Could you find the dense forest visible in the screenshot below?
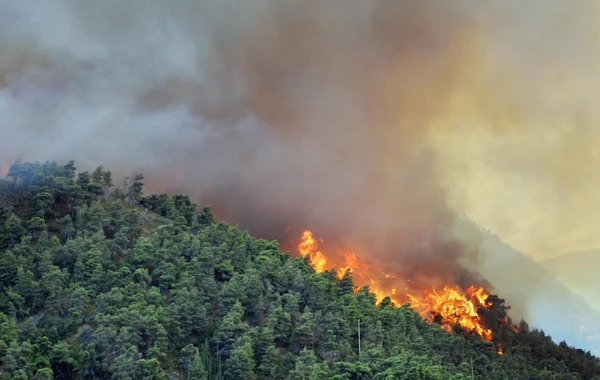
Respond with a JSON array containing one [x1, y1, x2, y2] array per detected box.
[[0, 160, 598, 379]]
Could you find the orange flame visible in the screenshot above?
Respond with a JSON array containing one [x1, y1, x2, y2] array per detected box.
[[298, 230, 327, 273], [406, 285, 493, 341], [296, 229, 496, 341]]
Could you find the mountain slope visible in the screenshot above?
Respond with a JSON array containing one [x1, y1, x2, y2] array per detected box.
[[0, 160, 599, 379], [455, 218, 600, 356], [539, 250, 600, 313]]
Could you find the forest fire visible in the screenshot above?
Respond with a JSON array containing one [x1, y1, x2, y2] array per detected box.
[[296, 230, 494, 341], [298, 230, 328, 273], [407, 285, 493, 341]]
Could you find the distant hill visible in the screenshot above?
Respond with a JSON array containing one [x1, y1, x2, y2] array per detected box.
[[455, 217, 600, 356], [539, 250, 600, 313]]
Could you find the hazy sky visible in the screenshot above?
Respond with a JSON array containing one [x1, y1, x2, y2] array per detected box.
[[429, 0, 600, 260]]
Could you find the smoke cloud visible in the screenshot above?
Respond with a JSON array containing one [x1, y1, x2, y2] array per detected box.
[[1, 0, 600, 320]]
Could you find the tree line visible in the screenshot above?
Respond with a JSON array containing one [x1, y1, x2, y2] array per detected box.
[[0, 160, 598, 379]]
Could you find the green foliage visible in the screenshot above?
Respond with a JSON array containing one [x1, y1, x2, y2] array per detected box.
[[0, 160, 599, 379], [2, 214, 24, 248]]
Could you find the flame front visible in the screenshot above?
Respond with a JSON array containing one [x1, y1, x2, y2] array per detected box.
[[406, 285, 493, 341], [298, 230, 327, 273], [295, 229, 495, 341]]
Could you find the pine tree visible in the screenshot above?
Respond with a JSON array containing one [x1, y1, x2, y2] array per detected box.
[[224, 336, 255, 380], [126, 174, 144, 206], [215, 302, 249, 359], [3, 213, 24, 248]]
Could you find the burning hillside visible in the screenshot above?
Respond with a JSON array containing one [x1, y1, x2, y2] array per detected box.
[[295, 229, 497, 342], [3, 1, 600, 358]]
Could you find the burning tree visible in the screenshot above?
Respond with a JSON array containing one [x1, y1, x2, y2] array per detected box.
[[292, 229, 519, 348]]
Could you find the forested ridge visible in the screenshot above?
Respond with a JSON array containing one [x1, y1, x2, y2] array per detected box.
[[0, 160, 598, 380]]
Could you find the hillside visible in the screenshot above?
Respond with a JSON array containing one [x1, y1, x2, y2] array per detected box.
[[0, 160, 599, 379], [539, 250, 600, 313], [454, 219, 600, 356]]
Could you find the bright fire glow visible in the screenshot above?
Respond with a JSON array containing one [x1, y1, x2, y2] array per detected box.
[[295, 229, 496, 341], [298, 230, 328, 273], [407, 285, 492, 341]]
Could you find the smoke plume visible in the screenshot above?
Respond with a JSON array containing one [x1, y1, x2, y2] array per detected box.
[[2, 0, 600, 318]]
